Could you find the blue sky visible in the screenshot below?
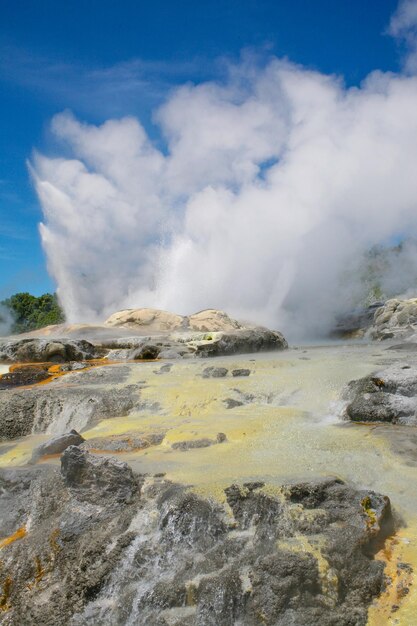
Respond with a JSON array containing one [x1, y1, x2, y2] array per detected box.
[[0, 0, 403, 297]]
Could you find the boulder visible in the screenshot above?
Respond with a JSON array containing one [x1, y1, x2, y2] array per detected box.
[[30, 430, 85, 463], [196, 328, 288, 357], [232, 368, 251, 377], [201, 366, 228, 378], [343, 364, 417, 424]]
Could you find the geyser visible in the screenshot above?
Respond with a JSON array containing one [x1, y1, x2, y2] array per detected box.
[[31, 1, 417, 338]]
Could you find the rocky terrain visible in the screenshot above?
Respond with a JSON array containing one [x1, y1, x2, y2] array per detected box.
[[369, 299, 417, 341], [0, 309, 287, 363], [332, 297, 417, 342], [1, 308, 417, 624], [0, 447, 396, 626]]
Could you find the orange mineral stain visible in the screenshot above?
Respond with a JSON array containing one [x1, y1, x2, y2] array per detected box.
[[0, 526, 27, 550]]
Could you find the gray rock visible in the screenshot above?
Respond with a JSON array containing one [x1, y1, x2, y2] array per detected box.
[[369, 298, 417, 341], [80, 432, 164, 452], [133, 344, 161, 360], [61, 446, 137, 504], [196, 328, 288, 357], [31, 430, 85, 463], [343, 364, 417, 424], [223, 398, 244, 409], [0, 465, 398, 626], [0, 338, 101, 364], [171, 433, 227, 451], [0, 379, 141, 440], [232, 368, 250, 377], [201, 366, 228, 378]]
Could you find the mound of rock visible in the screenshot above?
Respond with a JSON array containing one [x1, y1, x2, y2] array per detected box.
[[343, 363, 417, 424], [104, 307, 244, 334], [188, 309, 243, 332], [369, 298, 417, 341], [105, 308, 186, 332], [0, 338, 100, 364], [0, 450, 398, 626]]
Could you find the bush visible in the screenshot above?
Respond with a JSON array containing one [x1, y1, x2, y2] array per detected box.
[[1, 292, 65, 334]]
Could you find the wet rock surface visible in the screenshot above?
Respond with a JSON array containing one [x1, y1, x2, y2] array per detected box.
[[0, 365, 51, 389], [0, 339, 101, 364], [0, 366, 142, 440], [343, 363, 417, 424], [80, 432, 165, 452], [0, 453, 398, 626], [171, 433, 227, 451]]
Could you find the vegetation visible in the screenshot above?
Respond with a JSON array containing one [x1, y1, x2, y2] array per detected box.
[[0, 292, 65, 334]]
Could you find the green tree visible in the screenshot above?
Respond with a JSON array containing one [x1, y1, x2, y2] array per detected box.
[[1, 292, 65, 334]]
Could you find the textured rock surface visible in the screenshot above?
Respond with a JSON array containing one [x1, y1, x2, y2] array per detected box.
[[343, 363, 417, 424], [103, 327, 288, 361], [188, 309, 243, 332], [0, 453, 396, 626], [195, 328, 288, 357], [369, 298, 417, 341], [61, 446, 137, 504], [0, 365, 51, 389], [0, 365, 141, 440], [1, 310, 287, 361], [0, 338, 100, 364], [105, 308, 186, 332], [201, 366, 228, 378], [104, 308, 244, 333], [80, 432, 164, 452], [30, 430, 85, 463]]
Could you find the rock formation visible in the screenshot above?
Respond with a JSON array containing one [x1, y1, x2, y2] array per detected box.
[[343, 360, 417, 424], [0, 449, 397, 626], [369, 298, 417, 341]]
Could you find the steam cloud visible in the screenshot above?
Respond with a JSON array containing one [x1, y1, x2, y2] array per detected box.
[[32, 1, 417, 338]]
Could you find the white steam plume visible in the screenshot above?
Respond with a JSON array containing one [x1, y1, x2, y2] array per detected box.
[[32, 2, 417, 338]]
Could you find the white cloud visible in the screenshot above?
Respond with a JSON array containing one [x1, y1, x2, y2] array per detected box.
[[31, 8, 417, 338], [389, 0, 417, 73]]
